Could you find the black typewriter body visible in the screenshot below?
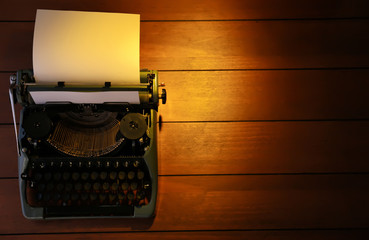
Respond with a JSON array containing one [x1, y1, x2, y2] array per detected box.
[[10, 69, 166, 219]]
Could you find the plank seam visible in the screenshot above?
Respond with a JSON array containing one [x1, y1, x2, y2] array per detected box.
[[1, 228, 369, 236], [1, 17, 369, 23]]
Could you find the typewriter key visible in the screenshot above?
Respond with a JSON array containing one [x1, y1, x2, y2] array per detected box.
[[74, 182, 82, 191], [52, 193, 61, 201], [44, 172, 52, 181], [84, 182, 92, 191], [71, 193, 79, 201], [109, 171, 117, 180], [127, 192, 135, 201], [37, 183, 45, 192], [81, 172, 89, 181], [43, 193, 51, 201], [34, 173, 42, 181], [46, 183, 54, 191], [118, 192, 125, 200], [62, 172, 70, 181], [111, 182, 119, 191], [91, 171, 99, 180], [53, 172, 62, 181], [118, 171, 126, 180], [62, 193, 70, 202], [72, 172, 80, 181], [137, 171, 145, 180], [109, 193, 116, 201], [130, 182, 138, 191], [93, 182, 101, 191], [128, 171, 135, 180], [56, 183, 64, 192], [136, 191, 145, 200], [65, 183, 73, 192], [99, 193, 107, 201], [81, 193, 88, 201], [102, 182, 110, 191], [90, 193, 97, 201], [100, 171, 107, 180], [121, 182, 129, 191]]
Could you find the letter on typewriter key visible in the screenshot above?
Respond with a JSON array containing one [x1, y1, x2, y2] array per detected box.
[[118, 171, 126, 180]]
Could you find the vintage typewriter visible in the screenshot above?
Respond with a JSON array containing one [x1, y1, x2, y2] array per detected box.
[[9, 69, 166, 219]]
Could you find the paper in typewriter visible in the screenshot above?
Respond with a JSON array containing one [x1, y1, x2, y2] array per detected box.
[[32, 10, 140, 104]]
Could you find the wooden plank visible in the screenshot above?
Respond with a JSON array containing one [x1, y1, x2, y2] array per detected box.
[[0, 175, 368, 234], [0, 0, 368, 21], [1, 230, 369, 240], [2, 70, 369, 124], [1, 21, 369, 72], [2, 121, 369, 178]]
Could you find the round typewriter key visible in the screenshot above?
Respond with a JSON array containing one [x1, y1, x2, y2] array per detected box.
[[62, 172, 70, 181], [99, 193, 107, 201], [65, 183, 73, 192], [62, 193, 70, 202], [44, 172, 52, 181], [74, 182, 82, 191], [127, 192, 135, 201], [37, 183, 45, 192], [71, 193, 79, 201], [100, 171, 107, 180], [43, 193, 50, 201], [81, 193, 88, 201], [136, 191, 145, 200], [91, 171, 98, 180], [34, 173, 42, 181], [109, 171, 117, 180], [128, 171, 135, 180], [93, 182, 101, 191], [84, 182, 92, 191], [72, 172, 80, 181], [53, 172, 61, 181], [111, 182, 119, 191], [118, 193, 125, 200], [36, 193, 43, 201], [102, 182, 110, 191], [81, 172, 89, 181], [56, 183, 64, 192], [109, 194, 116, 202], [137, 171, 145, 180], [52, 193, 61, 201], [46, 183, 54, 191], [118, 171, 126, 180], [130, 182, 138, 191], [90, 193, 97, 201], [121, 182, 129, 191]]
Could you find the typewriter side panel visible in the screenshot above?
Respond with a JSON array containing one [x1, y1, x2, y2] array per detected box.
[[18, 108, 44, 219], [135, 109, 158, 217]]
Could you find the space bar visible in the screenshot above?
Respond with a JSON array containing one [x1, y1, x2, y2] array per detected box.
[[44, 205, 134, 217]]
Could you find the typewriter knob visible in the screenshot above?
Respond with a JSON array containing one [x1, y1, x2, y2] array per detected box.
[[159, 89, 167, 104]]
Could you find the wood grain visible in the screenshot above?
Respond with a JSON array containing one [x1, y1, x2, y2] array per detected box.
[[1, 20, 369, 72], [2, 70, 369, 123], [0, 0, 368, 21], [2, 121, 369, 178], [1, 230, 369, 240], [1, 175, 369, 234]]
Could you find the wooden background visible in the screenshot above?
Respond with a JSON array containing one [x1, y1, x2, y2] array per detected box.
[[0, 0, 369, 239]]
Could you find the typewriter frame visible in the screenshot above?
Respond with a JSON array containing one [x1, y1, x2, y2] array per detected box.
[[10, 69, 165, 219]]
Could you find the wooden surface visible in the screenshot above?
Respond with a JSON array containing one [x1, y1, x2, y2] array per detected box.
[[1, 1, 369, 239]]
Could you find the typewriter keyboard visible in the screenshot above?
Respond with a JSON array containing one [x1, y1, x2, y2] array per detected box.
[[23, 158, 152, 216]]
